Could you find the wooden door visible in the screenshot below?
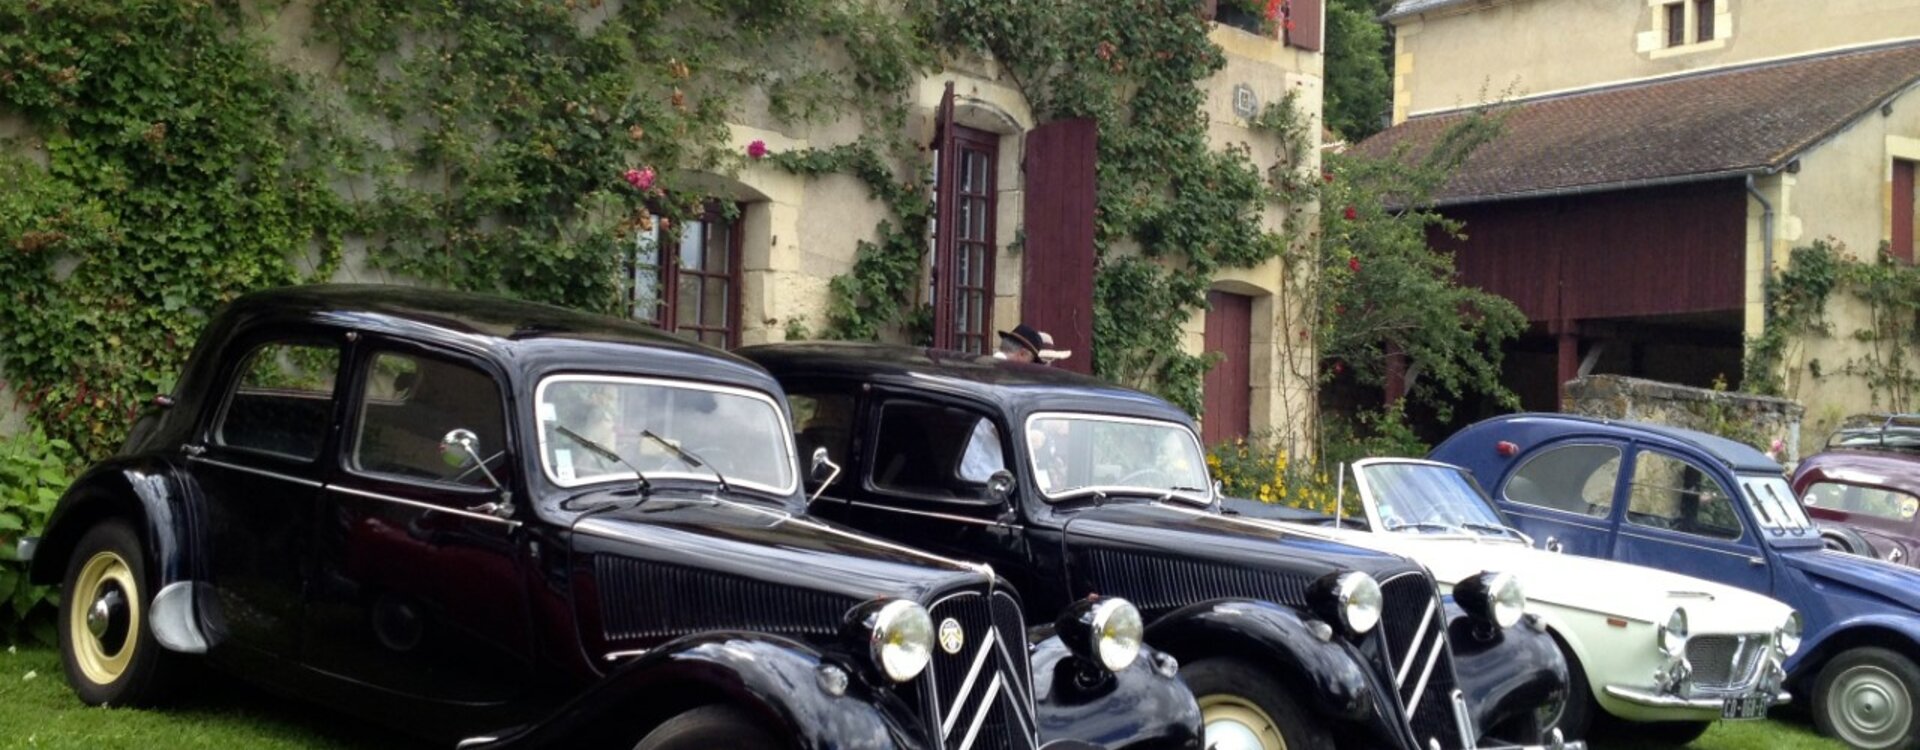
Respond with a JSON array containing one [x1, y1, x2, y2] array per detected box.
[[1020, 118, 1098, 373], [1202, 291, 1253, 445]]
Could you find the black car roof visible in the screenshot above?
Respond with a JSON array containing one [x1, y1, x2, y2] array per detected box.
[[740, 341, 1196, 425], [225, 284, 776, 391]]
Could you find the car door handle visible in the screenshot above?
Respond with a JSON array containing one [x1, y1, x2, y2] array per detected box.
[[182, 443, 207, 457], [1747, 556, 1767, 567], [1544, 536, 1563, 554]]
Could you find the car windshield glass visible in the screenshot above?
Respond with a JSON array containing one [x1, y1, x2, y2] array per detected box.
[[1358, 462, 1519, 538], [536, 375, 795, 494], [1026, 413, 1210, 504], [1740, 474, 1814, 536]]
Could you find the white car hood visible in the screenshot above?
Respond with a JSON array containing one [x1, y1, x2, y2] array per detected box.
[[1297, 524, 1792, 633]]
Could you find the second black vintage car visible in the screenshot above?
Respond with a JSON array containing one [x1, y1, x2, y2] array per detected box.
[[745, 342, 1579, 750], [21, 286, 1200, 750]]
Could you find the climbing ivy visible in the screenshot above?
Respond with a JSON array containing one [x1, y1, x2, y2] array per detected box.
[[1746, 239, 1920, 411]]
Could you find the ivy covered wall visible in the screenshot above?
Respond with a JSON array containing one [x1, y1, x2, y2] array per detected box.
[[0, 0, 1322, 460]]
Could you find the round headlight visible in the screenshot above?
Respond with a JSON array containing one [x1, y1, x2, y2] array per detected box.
[[1334, 572, 1384, 635], [1659, 607, 1689, 657], [1455, 571, 1527, 629], [1777, 611, 1802, 658], [1090, 598, 1144, 672], [870, 599, 933, 683]]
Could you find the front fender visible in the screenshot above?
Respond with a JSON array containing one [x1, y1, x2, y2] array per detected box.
[[1447, 604, 1569, 740], [29, 457, 196, 586], [1793, 612, 1920, 679], [1144, 598, 1409, 746], [468, 632, 926, 750], [1030, 636, 1202, 750]]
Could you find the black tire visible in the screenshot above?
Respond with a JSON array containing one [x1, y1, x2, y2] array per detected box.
[[1628, 720, 1712, 746], [1181, 657, 1335, 750], [633, 704, 783, 750], [1814, 647, 1920, 750], [1823, 525, 1877, 558], [1542, 637, 1596, 742], [57, 518, 175, 707]]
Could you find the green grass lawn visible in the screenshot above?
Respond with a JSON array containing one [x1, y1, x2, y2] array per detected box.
[[0, 644, 1849, 749]]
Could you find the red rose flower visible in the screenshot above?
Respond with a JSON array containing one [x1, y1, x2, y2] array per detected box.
[[747, 140, 768, 160], [624, 166, 656, 190], [1322, 171, 1334, 183], [1343, 206, 1358, 221], [1349, 257, 1361, 273]]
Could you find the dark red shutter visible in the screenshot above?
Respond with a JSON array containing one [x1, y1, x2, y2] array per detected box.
[[1286, 0, 1322, 52], [1021, 118, 1098, 374], [1202, 291, 1253, 445], [931, 81, 960, 349], [1896, 159, 1916, 264]]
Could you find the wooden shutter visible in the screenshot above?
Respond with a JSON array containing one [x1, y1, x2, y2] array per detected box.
[[1202, 291, 1254, 445], [931, 81, 960, 349], [1021, 118, 1098, 374], [1897, 159, 1917, 264], [1286, 0, 1323, 52]]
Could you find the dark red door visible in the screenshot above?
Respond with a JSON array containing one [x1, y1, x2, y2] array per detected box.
[[1202, 291, 1253, 445], [1020, 118, 1098, 373]]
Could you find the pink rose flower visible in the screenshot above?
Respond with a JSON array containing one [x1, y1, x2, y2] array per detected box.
[[623, 166, 656, 191], [746, 140, 768, 160]]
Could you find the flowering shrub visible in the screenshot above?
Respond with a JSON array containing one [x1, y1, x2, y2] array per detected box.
[[1207, 407, 1428, 518], [0, 428, 73, 645]]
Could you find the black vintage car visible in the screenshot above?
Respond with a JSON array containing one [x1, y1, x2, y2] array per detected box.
[[744, 342, 1579, 750], [21, 286, 1201, 750]]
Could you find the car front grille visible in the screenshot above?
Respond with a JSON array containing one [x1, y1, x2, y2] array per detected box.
[[1083, 547, 1311, 615], [1686, 634, 1769, 690], [594, 555, 854, 640], [916, 588, 1037, 750], [1379, 572, 1466, 750]]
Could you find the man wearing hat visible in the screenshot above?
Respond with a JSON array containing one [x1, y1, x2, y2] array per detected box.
[[995, 324, 1044, 363]]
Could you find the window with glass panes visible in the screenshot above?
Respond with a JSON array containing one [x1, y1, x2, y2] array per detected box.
[[629, 206, 742, 348], [934, 127, 999, 354]]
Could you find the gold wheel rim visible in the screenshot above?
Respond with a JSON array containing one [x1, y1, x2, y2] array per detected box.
[[1200, 693, 1287, 750], [69, 550, 139, 685]]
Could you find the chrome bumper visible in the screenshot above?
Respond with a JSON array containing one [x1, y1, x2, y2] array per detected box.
[[1604, 684, 1791, 709]]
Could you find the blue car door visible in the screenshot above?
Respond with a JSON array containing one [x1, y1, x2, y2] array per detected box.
[[1490, 440, 1627, 558], [1609, 445, 1774, 594]]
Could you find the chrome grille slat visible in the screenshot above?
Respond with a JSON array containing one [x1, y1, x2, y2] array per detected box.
[[922, 590, 1036, 750], [594, 556, 853, 640], [1380, 574, 1466, 750], [1686, 634, 1768, 689], [1084, 548, 1310, 615]]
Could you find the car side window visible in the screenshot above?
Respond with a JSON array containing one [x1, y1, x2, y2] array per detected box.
[[1627, 451, 1742, 541], [217, 341, 341, 461], [869, 400, 1005, 504], [790, 392, 857, 470], [1804, 481, 1920, 522], [1503, 444, 1620, 519], [350, 350, 510, 489]]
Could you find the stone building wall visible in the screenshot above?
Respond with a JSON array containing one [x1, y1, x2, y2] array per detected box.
[[1563, 374, 1806, 463]]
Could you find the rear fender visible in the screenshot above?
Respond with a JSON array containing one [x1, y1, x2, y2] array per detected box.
[[28, 458, 196, 587], [1790, 614, 1920, 686], [464, 632, 925, 750]]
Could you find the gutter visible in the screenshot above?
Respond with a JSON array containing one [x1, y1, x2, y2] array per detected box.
[[1746, 175, 1775, 308]]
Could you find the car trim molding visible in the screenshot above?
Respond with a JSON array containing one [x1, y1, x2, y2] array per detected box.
[[326, 484, 524, 529], [832, 498, 1023, 530], [188, 457, 323, 488]]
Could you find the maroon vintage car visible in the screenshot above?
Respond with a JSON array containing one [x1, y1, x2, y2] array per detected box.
[[1790, 417, 1920, 566]]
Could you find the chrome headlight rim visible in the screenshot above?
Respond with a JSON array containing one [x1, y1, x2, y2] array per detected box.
[[869, 599, 934, 683], [1776, 611, 1802, 658], [1332, 571, 1384, 636], [1090, 597, 1145, 672], [1659, 607, 1689, 657], [1457, 571, 1527, 629]]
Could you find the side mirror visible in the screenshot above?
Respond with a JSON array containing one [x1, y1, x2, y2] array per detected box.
[[986, 470, 1015, 502], [808, 447, 842, 505]]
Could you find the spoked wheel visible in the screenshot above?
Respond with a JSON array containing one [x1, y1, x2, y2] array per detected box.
[[58, 519, 173, 706], [1183, 658, 1333, 750], [1816, 647, 1920, 750]]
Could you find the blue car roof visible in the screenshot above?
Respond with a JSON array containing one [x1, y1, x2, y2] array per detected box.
[[1452, 413, 1785, 474]]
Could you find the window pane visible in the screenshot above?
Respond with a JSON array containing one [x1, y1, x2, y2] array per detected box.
[[958, 199, 972, 242], [219, 342, 340, 460], [1695, 0, 1714, 41], [679, 222, 705, 271], [632, 227, 664, 324], [676, 273, 700, 330], [971, 196, 988, 240], [1504, 444, 1620, 518], [1804, 481, 1920, 522], [1627, 452, 1741, 540], [968, 290, 985, 334], [970, 245, 987, 286], [702, 330, 724, 347], [353, 351, 509, 489], [872, 401, 1006, 503], [705, 221, 730, 273], [1666, 3, 1685, 46], [702, 276, 729, 328]]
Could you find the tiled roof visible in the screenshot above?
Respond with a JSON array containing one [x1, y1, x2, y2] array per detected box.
[[1353, 41, 1920, 206]]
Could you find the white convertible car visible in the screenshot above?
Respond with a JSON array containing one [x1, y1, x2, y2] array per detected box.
[[1225, 458, 1800, 745]]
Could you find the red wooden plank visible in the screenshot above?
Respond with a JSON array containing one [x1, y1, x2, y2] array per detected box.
[[1020, 118, 1098, 374], [1896, 160, 1916, 264], [1202, 291, 1253, 445]]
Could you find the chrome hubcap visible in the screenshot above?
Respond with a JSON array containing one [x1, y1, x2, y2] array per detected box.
[[87, 588, 125, 640], [1200, 695, 1285, 750], [1831, 665, 1913, 748]]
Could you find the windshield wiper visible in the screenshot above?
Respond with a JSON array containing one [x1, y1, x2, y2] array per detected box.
[[1155, 486, 1212, 505], [555, 425, 652, 500], [641, 430, 732, 494], [1460, 521, 1522, 538], [1385, 521, 1462, 534]]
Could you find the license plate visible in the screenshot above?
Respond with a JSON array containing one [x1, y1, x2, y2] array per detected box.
[[1722, 694, 1770, 720]]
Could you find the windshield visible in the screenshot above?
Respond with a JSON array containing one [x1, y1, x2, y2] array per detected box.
[[1025, 413, 1210, 503], [1358, 461, 1522, 539], [535, 375, 796, 494], [1740, 474, 1815, 537]]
